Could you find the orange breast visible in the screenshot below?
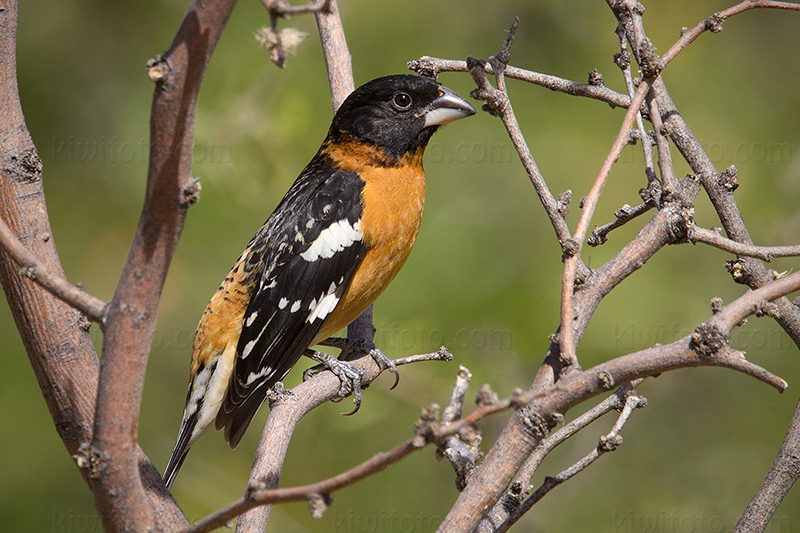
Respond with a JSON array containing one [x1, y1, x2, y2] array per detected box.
[[313, 142, 426, 343]]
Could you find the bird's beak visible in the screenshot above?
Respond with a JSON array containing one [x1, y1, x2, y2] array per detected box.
[[423, 85, 477, 127]]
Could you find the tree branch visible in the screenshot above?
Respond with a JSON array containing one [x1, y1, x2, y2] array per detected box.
[[88, 1, 237, 529], [495, 388, 647, 532], [690, 225, 800, 261], [0, 215, 106, 322], [192, 349, 452, 532], [408, 56, 631, 109], [735, 396, 800, 532], [236, 1, 360, 530]]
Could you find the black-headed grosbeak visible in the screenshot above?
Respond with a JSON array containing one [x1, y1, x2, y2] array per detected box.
[[163, 74, 475, 488]]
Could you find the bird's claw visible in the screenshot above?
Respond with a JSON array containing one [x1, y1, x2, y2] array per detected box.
[[305, 351, 364, 414], [320, 337, 400, 389]]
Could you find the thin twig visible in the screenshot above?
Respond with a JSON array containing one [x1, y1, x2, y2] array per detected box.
[[497, 391, 646, 532], [438, 366, 481, 491], [616, 30, 658, 195], [190, 350, 451, 532], [185, 438, 423, 533], [647, 97, 679, 194], [260, 0, 331, 16], [409, 56, 631, 109], [560, 77, 653, 362], [587, 202, 653, 247], [734, 396, 800, 532], [690, 226, 800, 261], [0, 215, 106, 322], [467, 58, 573, 249], [477, 380, 645, 531]]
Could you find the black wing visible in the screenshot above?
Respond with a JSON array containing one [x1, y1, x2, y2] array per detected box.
[[216, 159, 368, 448]]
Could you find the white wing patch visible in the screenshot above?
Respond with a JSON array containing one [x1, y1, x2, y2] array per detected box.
[[245, 365, 272, 386], [306, 281, 340, 323], [300, 218, 362, 262]]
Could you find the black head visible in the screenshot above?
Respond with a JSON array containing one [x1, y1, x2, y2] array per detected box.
[[329, 74, 475, 161]]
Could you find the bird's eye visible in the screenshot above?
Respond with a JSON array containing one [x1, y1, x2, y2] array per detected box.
[[392, 92, 412, 110]]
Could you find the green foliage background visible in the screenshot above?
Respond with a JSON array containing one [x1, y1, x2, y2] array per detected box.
[[3, 0, 800, 531]]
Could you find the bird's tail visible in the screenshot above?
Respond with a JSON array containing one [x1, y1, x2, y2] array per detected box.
[[163, 409, 199, 489]]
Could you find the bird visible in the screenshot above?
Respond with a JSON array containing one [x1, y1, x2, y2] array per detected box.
[[163, 74, 475, 488]]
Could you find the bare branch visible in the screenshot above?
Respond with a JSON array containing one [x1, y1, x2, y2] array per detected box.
[[466, 57, 573, 250], [690, 226, 800, 261], [587, 202, 652, 247], [237, 2, 356, 530], [496, 389, 647, 532], [409, 56, 631, 108], [735, 396, 800, 532], [89, 0, 237, 529], [194, 351, 452, 532], [0, 215, 106, 322], [438, 366, 481, 491], [615, 31, 658, 197], [647, 97, 679, 194], [559, 77, 652, 362], [439, 266, 796, 531], [185, 438, 424, 533], [478, 380, 645, 531]]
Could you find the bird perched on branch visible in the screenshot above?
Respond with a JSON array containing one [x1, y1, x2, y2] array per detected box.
[[163, 74, 475, 488]]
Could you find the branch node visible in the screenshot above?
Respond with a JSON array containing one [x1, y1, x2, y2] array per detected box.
[[717, 165, 739, 191], [307, 493, 333, 519], [557, 190, 572, 217], [599, 433, 623, 452], [146, 55, 169, 85], [726, 259, 753, 285], [72, 442, 107, 480], [690, 323, 730, 357], [265, 381, 294, 409], [613, 50, 632, 70], [476, 383, 500, 407], [561, 238, 580, 258], [639, 178, 663, 208], [517, 405, 550, 440], [181, 178, 202, 208], [665, 205, 694, 244], [637, 39, 661, 78], [710, 297, 725, 314], [245, 478, 268, 500], [598, 370, 615, 391], [407, 56, 439, 80], [706, 12, 725, 33], [587, 68, 605, 86], [414, 404, 441, 446]]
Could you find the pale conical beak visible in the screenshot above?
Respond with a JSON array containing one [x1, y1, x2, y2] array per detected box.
[[423, 85, 477, 127]]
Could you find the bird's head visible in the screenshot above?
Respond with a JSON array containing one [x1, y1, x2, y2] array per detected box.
[[329, 74, 476, 162]]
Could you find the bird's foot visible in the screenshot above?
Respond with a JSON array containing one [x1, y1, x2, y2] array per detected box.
[[320, 337, 400, 389], [304, 350, 364, 414], [303, 338, 399, 414]]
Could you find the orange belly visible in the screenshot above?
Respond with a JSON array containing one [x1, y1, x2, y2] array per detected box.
[[313, 143, 426, 343]]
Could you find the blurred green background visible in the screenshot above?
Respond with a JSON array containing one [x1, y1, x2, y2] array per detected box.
[[3, 0, 800, 531]]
